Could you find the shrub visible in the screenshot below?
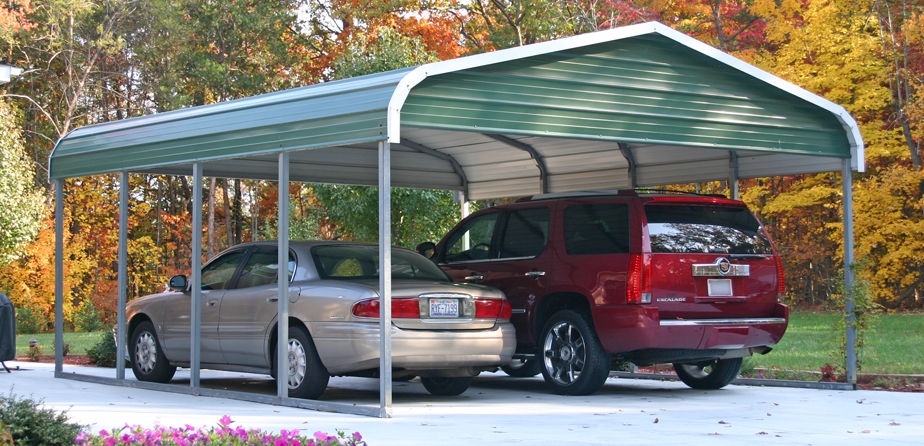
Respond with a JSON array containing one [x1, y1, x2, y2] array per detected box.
[[75, 416, 366, 446], [26, 342, 42, 362], [14, 306, 45, 334], [85, 330, 117, 367], [0, 391, 85, 446], [73, 300, 105, 333], [0, 420, 12, 446]]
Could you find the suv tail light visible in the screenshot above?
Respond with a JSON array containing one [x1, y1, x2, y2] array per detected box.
[[474, 299, 513, 319], [351, 298, 421, 319], [627, 253, 652, 304], [775, 254, 786, 300]]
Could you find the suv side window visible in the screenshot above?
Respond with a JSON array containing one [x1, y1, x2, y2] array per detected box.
[[498, 207, 550, 259], [444, 212, 499, 262], [563, 203, 630, 255]]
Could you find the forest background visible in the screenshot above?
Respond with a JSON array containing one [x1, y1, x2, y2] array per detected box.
[[1, 0, 923, 333]]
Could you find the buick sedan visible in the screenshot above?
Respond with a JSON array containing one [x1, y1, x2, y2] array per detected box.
[[125, 241, 516, 399]]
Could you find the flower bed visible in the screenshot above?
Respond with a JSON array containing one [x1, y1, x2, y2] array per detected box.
[[75, 415, 366, 446]]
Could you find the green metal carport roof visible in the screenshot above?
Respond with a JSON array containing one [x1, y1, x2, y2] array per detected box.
[[49, 21, 863, 199]]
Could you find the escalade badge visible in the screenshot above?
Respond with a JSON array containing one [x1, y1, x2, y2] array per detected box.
[[657, 297, 687, 302]]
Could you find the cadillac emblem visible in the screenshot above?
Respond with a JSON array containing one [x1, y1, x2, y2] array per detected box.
[[717, 258, 731, 275]]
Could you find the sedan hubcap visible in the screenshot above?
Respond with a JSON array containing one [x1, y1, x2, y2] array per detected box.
[[543, 322, 586, 386], [134, 332, 157, 374], [287, 337, 307, 389]]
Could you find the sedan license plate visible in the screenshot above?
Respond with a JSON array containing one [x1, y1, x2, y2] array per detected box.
[[707, 279, 733, 297], [429, 298, 459, 318]]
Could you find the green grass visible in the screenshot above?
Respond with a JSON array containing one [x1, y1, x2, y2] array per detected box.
[[746, 311, 924, 375], [14, 331, 105, 357]]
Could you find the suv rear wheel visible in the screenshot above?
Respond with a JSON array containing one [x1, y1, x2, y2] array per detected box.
[[672, 357, 742, 390], [539, 310, 610, 395]]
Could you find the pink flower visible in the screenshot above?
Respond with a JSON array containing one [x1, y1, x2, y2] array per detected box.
[[219, 415, 234, 426]]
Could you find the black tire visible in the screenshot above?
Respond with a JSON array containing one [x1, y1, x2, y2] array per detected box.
[[275, 326, 330, 399], [501, 358, 541, 377], [130, 320, 176, 383], [420, 376, 473, 396], [672, 357, 743, 390], [539, 310, 610, 396]]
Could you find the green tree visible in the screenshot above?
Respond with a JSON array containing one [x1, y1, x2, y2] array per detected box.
[[0, 101, 44, 267], [308, 27, 460, 248]]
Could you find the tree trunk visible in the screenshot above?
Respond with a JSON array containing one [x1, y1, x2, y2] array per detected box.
[[233, 179, 243, 244], [222, 179, 233, 248], [207, 177, 216, 259]]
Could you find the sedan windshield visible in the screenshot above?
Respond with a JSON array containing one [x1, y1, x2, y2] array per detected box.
[[312, 245, 451, 281]]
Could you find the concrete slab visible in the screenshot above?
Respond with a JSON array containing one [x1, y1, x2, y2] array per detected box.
[[1, 361, 921, 445]]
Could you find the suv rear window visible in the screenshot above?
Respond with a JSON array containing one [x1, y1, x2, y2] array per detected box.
[[563, 204, 630, 255], [645, 204, 772, 254]]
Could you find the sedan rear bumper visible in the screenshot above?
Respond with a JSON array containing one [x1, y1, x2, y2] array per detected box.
[[311, 321, 517, 375]]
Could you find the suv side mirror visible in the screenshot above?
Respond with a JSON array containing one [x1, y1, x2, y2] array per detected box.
[[415, 242, 437, 260], [168, 275, 188, 290]]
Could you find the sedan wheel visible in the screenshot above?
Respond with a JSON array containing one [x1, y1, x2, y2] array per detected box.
[[501, 358, 541, 378], [130, 320, 176, 383], [420, 376, 473, 396], [672, 357, 742, 390], [539, 310, 609, 396], [280, 326, 329, 399]]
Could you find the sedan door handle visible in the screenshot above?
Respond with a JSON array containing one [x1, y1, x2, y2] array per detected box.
[[267, 297, 279, 303], [464, 274, 484, 282], [206, 300, 218, 307], [525, 271, 546, 278]]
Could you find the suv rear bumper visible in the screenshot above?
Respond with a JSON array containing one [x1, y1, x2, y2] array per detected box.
[[595, 303, 789, 354]]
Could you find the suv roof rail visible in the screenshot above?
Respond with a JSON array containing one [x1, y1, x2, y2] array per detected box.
[[518, 189, 729, 202]]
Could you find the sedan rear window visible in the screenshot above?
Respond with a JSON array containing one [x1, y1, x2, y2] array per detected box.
[[312, 245, 451, 281], [645, 204, 772, 254]]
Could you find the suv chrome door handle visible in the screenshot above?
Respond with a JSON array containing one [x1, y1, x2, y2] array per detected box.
[[465, 274, 484, 282], [525, 271, 546, 278]]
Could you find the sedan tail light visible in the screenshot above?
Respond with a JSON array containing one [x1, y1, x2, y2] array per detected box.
[[351, 298, 421, 319], [474, 299, 513, 320], [627, 253, 652, 304], [352, 297, 512, 320]]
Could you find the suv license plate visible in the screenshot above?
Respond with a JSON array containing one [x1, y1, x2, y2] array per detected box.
[[429, 299, 459, 317], [707, 279, 733, 297]]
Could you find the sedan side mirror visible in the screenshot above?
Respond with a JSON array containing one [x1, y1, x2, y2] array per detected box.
[[415, 242, 437, 260], [168, 275, 188, 290]]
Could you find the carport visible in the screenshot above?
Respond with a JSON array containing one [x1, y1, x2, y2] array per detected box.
[[48, 21, 863, 418]]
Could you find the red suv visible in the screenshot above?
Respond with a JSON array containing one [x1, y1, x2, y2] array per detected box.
[[418, 190, 788, 395]]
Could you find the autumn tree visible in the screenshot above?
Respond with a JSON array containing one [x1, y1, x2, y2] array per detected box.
[[874, 0, 924, 168], [0, 101, 44, 267]]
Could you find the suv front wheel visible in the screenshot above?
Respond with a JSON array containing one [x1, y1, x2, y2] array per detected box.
[[672, 357, 742, 390], [539, 310, 610, 395]]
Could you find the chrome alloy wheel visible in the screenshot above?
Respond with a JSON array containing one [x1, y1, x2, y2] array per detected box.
[[542, 320, 587, 386], [287, 337, 308, 389], [134, 331, 158, 374]]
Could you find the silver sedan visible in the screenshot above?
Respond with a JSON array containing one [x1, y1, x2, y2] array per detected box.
[[125, 241, 516, 399]]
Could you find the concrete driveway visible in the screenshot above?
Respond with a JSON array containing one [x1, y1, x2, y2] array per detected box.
[[1, 361, 921, 445]]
